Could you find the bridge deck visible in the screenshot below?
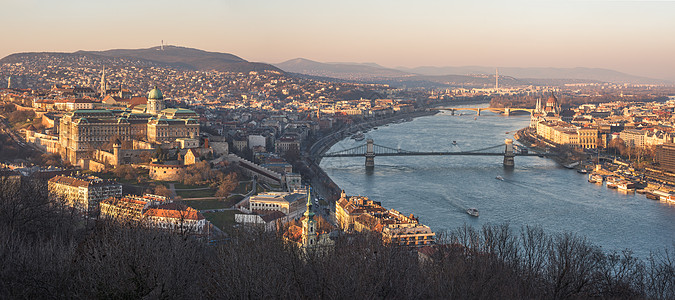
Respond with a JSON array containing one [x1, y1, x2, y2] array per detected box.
[[323, 152, 555, 157]]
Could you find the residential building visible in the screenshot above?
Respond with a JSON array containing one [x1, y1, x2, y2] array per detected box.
[[48, 175, 122, 215]]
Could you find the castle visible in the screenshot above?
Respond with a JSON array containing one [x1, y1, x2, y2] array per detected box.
[[57, 86, 200, 168]]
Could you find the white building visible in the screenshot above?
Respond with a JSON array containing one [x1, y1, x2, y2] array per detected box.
[[249, 191, 307, 216]]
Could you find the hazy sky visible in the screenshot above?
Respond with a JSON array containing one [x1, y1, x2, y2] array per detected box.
[[1, 0, 674, 80]]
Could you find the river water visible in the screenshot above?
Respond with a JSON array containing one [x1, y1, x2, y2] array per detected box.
[[320, 106, 675, 257]]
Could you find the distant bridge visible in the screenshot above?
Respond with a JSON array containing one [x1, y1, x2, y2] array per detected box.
[[432, 107, 534, 116], [321, 139, 555, 168]]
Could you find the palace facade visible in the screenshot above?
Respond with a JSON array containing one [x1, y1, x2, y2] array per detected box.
[[57, 87, 199, 167]]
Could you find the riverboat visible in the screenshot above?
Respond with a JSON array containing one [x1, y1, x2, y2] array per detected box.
[[466, 208, 479, 217], [351, 131, 365, 141], [617, 181, 636, 192], [652, 189, 672, 201], [645, 191, 660, 200], [496, 175, 504, 181], [577, 169, 588, 174], [606, 176, 619, 189], [452, 141, 457, 145], [588, 174, 603, 184]]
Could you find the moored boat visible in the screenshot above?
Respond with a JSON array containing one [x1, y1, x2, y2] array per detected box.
[[467, 208, 479, 217], [606, 176, 619, 189], [588, 174, 603, 184], [652, 189, 672, 201], [617, 181, 636, 192], [645, 192, 660, 200]]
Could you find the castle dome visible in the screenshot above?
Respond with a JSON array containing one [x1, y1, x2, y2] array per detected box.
[[148, 86, 163, 100], [546, 93, 558, 105]]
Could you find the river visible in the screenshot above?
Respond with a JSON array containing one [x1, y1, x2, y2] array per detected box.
[[319, 106, 675, 257]]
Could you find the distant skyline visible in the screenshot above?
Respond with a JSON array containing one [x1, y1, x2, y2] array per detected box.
[[1, 0, 674, 81]]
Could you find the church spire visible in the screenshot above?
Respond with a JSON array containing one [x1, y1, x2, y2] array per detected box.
[[304, 186, 314, 219]]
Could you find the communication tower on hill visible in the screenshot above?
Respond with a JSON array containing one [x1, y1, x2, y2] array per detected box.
[[495, 68, 499, 90]]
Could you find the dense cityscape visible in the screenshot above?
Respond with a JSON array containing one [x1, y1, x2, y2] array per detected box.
[[2, 0, 675, 297], [0, 47, 674, 297]]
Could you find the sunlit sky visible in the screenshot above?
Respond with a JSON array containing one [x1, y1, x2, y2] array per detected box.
[[1, 0, 674, 80]]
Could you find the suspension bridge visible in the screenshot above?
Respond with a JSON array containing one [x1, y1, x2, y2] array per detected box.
[[431, 107, 534, 116], [321, 139, 555, 168]]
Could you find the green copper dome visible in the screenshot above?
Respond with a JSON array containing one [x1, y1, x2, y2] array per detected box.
[[148, 86, 163, 100]]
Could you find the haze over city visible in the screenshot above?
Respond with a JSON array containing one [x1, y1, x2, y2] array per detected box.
[[2, 0, 674, 81]]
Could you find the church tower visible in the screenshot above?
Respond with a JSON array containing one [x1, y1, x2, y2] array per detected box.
[[302, 187, 316, 248], [7, 76, 11, 89], [147, 86, 164, 115]]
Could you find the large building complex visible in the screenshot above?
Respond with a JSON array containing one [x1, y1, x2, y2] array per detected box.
[[100, 194, 209, 235], [57, 87, 199, 167], [335, 191, 435, 247]]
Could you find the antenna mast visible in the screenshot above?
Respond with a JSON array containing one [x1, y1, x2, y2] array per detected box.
[[495, 68, 499, 90]]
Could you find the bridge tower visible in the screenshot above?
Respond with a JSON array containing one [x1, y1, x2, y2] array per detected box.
[[365, 139, 375, 169], [504, 108, 510, 116], [503, 139, 515, 167]]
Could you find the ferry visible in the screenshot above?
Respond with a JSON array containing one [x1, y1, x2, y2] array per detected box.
[[577, 169, 588, 174], [617, 181, 636, 192], [466, 208, 479, 217], [645, 191, 660, 200], [606, 176, 619, 189], [652, 189, 672, 201], [351, 131, 365, 141], [588, 174, 603, 184]]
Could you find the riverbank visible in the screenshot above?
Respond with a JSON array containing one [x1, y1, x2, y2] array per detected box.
[[304, 97, 491, 208], [304, 109, 438, 205]]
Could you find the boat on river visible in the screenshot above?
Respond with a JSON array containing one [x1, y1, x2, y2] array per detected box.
[[618, 181, 636, 192], [351, 131, 365, 141], [496, 175, 504, 181], [588, 174, 603, 184], [606, 176, 619, 189], [466, 208, 479, 217]]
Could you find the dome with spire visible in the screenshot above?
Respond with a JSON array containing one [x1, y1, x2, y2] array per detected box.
[[546, 93, 558, 106], [148, 86, 163, 100]]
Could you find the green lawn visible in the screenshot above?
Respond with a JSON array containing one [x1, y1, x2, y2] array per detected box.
[[204, 210, 238, 233], [183, 199, 231, 210], [176, 188, 216, 198]]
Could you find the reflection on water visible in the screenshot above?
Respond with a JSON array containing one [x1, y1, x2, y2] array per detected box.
[[320, 111, 675, 257]]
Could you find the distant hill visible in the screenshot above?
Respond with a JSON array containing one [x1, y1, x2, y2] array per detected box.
[[275, 58, 670, 86], [0, 46, 281, 74], [81, 46, 281, 73], [275, 58, 411, 80], [396, 66, 669, 85]]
